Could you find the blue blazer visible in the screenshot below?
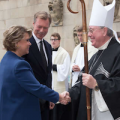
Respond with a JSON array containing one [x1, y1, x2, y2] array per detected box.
[[0, 51, 59, 120]]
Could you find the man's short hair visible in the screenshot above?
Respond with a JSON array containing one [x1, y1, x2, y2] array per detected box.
[[51, 33, 61, 40], [100, 26, 113, 37], [34, 11, 51, 25], [77, 27, 83, 32]]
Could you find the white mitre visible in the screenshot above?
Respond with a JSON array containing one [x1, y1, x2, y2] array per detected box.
[[89, 0, 120, 43]]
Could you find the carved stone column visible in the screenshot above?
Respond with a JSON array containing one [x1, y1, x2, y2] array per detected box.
[[73, 26, 80, 46]]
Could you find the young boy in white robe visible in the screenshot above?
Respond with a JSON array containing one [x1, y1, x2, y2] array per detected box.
[[70, 27, 97, 86], [49, 32, 71, 120]]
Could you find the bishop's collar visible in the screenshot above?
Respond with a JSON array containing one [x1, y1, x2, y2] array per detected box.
[[98, 37, 112, 50]]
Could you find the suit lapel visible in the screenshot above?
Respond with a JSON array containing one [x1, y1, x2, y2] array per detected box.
[[29, 36, 47, 73]]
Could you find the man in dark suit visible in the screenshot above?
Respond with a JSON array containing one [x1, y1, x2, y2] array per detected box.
[[23, 11, 53, 120]]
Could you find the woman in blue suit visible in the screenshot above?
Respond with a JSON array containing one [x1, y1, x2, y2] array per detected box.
[[0, 26, 70, 120]]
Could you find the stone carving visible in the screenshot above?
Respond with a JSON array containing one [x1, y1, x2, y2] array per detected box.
[[103, 0, 113, 5], [73, 26, 80, 46], [103, 0, 120, 22], [48, 0, 63, 27], [117, 32, 120, 40]]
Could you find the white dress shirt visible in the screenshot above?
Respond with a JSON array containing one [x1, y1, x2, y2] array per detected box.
[[32, 32, 48, 65]]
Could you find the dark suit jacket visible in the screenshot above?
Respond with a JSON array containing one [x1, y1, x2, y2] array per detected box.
[[23, 36, 52, 110], [0, 51, 59, 120], [24, 36, 52, 88]]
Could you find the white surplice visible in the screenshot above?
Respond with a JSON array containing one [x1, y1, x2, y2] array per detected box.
[[52, 48, 70, 91], [71, 47, 84, 86], [71, 40, 98, 86]]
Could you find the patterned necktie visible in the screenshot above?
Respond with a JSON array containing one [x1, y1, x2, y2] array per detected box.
[[40, 41, 47, 70]]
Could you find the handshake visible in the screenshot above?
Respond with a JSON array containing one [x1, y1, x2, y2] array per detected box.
[[49, 91, 71, 109], [59, 91, 71, 105]]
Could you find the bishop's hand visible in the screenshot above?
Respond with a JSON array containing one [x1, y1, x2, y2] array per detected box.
[[59, 91, 71, 105], [82, 73, 97, 89]]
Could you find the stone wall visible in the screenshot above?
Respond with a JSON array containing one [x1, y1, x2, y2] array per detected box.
[[0, 0, 120, 61]]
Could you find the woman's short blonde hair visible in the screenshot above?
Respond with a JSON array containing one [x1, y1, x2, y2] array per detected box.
[[3, 26, 32, 51]]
